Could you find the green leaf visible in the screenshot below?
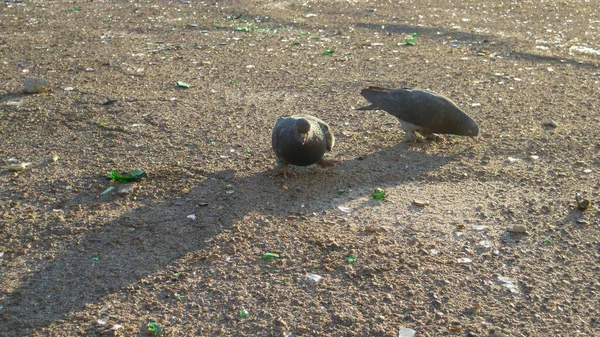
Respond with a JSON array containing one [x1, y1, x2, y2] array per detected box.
[[147, 322, 163, 335], [405, 35, 416, 46], [346, 256, 356, 263], [176, 81, 190, 88], [323, 49, 335, 55], [262, 252, 280, 259], [235, 27, 250, 32], [107, 169, 147, 182], [337, 189, 345, 195], [372, 188, 386, 200]]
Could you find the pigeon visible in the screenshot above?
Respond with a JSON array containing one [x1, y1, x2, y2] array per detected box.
[[271, 114, 338, 178], [356, 86, 479, 142]]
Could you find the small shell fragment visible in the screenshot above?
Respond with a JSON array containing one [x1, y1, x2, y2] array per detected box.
[[8, 162, 31, 172], [506, 225, 527, 233], [412, 199, 429, 207]]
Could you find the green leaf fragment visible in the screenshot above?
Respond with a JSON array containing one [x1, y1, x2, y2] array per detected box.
[[346, 256, 356, 263], [262, 253, 280, 259], [176, 81, 190, 88], [323, 49, 335, 55], [235, 27, 250, 32], [238, 309, 248, 318], [92, 256, 100, 261], [337, 189, 345, 195], [372, 188, 386, 200], [412, 32, 419, 37], [405, 35, 416, 46], [147, 322, 163, 335], [108, 169, 147, 182], [544, 236, 553, 243]]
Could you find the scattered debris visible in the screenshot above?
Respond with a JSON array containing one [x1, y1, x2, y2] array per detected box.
[[107, 169, 147, 182], [306, 273, 322, 282], [24, 76, 50, 94], [506, 225, 527, 234], [497, 276, 520, 294], [7, 162, 31, 172], [262, 252, 280, 259], [337, 205, 351, 213], [575, 193, 591, 211], [412, 199, 428, 207], [372, 188, 386, 200], [101, 186, 115, 195], [187, 214, 197, 221], [398, 327, 417, 337], [147, 322, 163, 335], [176, 81, 190, 88]]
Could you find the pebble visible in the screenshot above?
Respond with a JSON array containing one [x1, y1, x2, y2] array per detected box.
[[412, 199, 429, 207], [506, 225, 527, 233], [576, 219, 589, 225], [543, 120, 558, 128], [24, 76, 50, 93], [364, 226, 379, 233], [457, 258, 472, 264]]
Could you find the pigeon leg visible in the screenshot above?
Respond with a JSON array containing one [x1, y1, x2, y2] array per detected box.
[[316, 157, 340, 169], [401, 130, 421, 142], [274, 160, 291, 178], [421, 132, 445, 142]]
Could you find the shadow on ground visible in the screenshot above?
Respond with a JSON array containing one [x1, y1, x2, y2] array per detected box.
[[1, 141, 462, 334]]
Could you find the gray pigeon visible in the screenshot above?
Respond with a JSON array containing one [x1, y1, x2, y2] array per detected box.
[[271, 114, 338, 178], [357, 86, 479, 142]]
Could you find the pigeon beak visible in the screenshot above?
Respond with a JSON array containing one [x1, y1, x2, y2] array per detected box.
[[300, 133, 308, 145]]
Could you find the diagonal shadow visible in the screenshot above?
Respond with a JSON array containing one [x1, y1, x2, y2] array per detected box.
[[0, 141, 461, 335]]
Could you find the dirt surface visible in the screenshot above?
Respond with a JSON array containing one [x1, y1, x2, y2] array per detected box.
[[1, 0, 599, 336]]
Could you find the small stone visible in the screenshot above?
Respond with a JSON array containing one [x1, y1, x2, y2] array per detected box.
[[24, 77, 50, 94], [543, 120, 558, 128], [471, 225, 488, 231], [412, 199, 429, 207], [364, 226, 379, 233], [457, 258, 472, 264], [51, 154, 59, 162], [187, 214, 197, 221], [576, 219, 589, 225], [506, 225, 527, 233], [117, 184, 134, 195]]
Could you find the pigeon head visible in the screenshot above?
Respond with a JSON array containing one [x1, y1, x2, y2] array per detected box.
[[296, 118, 311, 144], [464, 117, 479, 137], [454, 115, 479, 137]]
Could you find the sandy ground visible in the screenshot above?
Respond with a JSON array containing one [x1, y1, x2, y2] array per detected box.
[[1, 0, 599, 336]]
